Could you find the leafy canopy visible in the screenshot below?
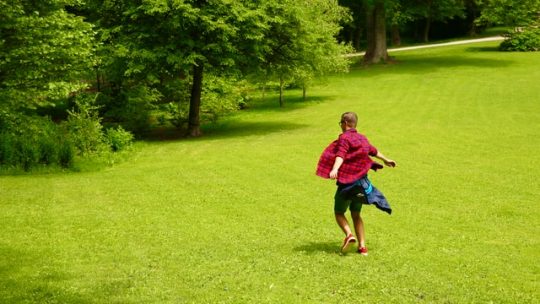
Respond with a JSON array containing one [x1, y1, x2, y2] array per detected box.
[[0, 0, 95, 110]]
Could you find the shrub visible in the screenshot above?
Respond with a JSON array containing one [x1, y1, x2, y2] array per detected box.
[[105, 126, 134, 152], [0, 115, 75, 171], [38, 135, 59, 165], [500, 27, 540, 52], [16, 136, 40, 171], [163, 102, 189, 129], [201, 75, 248, 123], [0, 132, 15, 165], [64, 93, 108, 155], [58, 139, 74, 168], [102, 85, 160, 135]]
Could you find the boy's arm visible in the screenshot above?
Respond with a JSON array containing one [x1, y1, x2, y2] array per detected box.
[[330, 134, 349, 179], [329, 157, 344, 179], [373, 151, 396, 167]]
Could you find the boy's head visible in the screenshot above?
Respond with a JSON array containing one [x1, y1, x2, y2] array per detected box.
[[340, 112, 358, 130]]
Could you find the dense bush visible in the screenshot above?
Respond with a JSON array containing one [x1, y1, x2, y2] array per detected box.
[[105, 126, 134, 152], [0, 112, 74, 171], [0, 93, 135, 172], [101, 85, 159, 135], [201, 75, 250, 123], [500, 27, 540, 52], [64, 93, 108, 155]]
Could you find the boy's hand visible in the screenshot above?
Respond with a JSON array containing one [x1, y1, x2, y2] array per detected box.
[[384, 159, 396, 167], [329, 168, 339, 179]]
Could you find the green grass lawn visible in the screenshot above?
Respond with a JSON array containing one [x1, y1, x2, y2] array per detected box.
[[1, 41, 539, 303]]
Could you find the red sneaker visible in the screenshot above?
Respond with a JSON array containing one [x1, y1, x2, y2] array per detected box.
[[358, 246, 368, 256], [341, 234, 356, 253]]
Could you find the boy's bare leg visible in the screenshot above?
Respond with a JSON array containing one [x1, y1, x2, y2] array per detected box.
[[351, 211, 366, 247], [335, 213, 353, 236]]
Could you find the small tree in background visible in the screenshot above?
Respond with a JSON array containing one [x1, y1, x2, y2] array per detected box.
[[257, 0, 352, 106]]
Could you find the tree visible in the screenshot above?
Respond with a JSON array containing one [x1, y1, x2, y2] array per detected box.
[[386, 1, 414, 46], [476, 0, 540, 26], [87, 0, 271, 136], [0, 0, 95, 112], [257, 0, 351, 106], [408, 0, 466, 42], [363, 0, 390, 64], [338, 0, 365, 51]]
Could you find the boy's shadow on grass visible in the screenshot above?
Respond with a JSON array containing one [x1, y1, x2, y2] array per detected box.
[[294, 241, 340, 255]]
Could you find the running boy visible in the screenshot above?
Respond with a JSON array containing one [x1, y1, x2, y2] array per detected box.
[[316, 112, 396, 255]]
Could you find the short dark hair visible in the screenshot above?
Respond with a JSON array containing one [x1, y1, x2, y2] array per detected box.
[[341, 112, 358, 128]]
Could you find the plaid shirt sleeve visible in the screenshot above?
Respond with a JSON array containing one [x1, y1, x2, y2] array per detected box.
[[316, 140, 338, 179], [335, 133, 349, 159]]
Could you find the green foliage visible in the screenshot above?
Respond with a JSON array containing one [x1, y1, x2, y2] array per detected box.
[[0, 132, 16, 166], [162, 102, 189, 129], [0, 113, 74, 171], [161, 74, 251, 127], [58, 139, 74, 168], [407, 0, 466, 21], [0, 0, 96, 111], [15, 136, 40, 171], [86, 0, 352, 130], [37, 124, 60, 165], [500, 27, 540, 51], [476, 0, 540, 26], [201, 75, 251, 123], [104, 126, 134, 152], [103, 85, 160, 135], [64, 93, 108, 156], [254, 0, 352, 103]]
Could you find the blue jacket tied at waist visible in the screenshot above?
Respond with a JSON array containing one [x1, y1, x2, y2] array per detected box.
[[339, 176, 392, 215]]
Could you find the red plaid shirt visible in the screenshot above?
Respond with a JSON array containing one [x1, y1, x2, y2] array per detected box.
[[316, 129, 380, 184]]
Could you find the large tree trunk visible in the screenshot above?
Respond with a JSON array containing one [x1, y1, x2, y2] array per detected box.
[[363, 0, 389, 64], [188, 63, 203, 137]]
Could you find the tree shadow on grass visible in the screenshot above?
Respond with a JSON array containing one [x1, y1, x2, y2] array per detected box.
[[246, 95, 331, 113], [0, 245, 95, 303], [350, 55, 513, 77], [464, 46, 501, 52], [294, 241, 341, 255], [141, 94, 325, 142], [142, 120, 309, 142]]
